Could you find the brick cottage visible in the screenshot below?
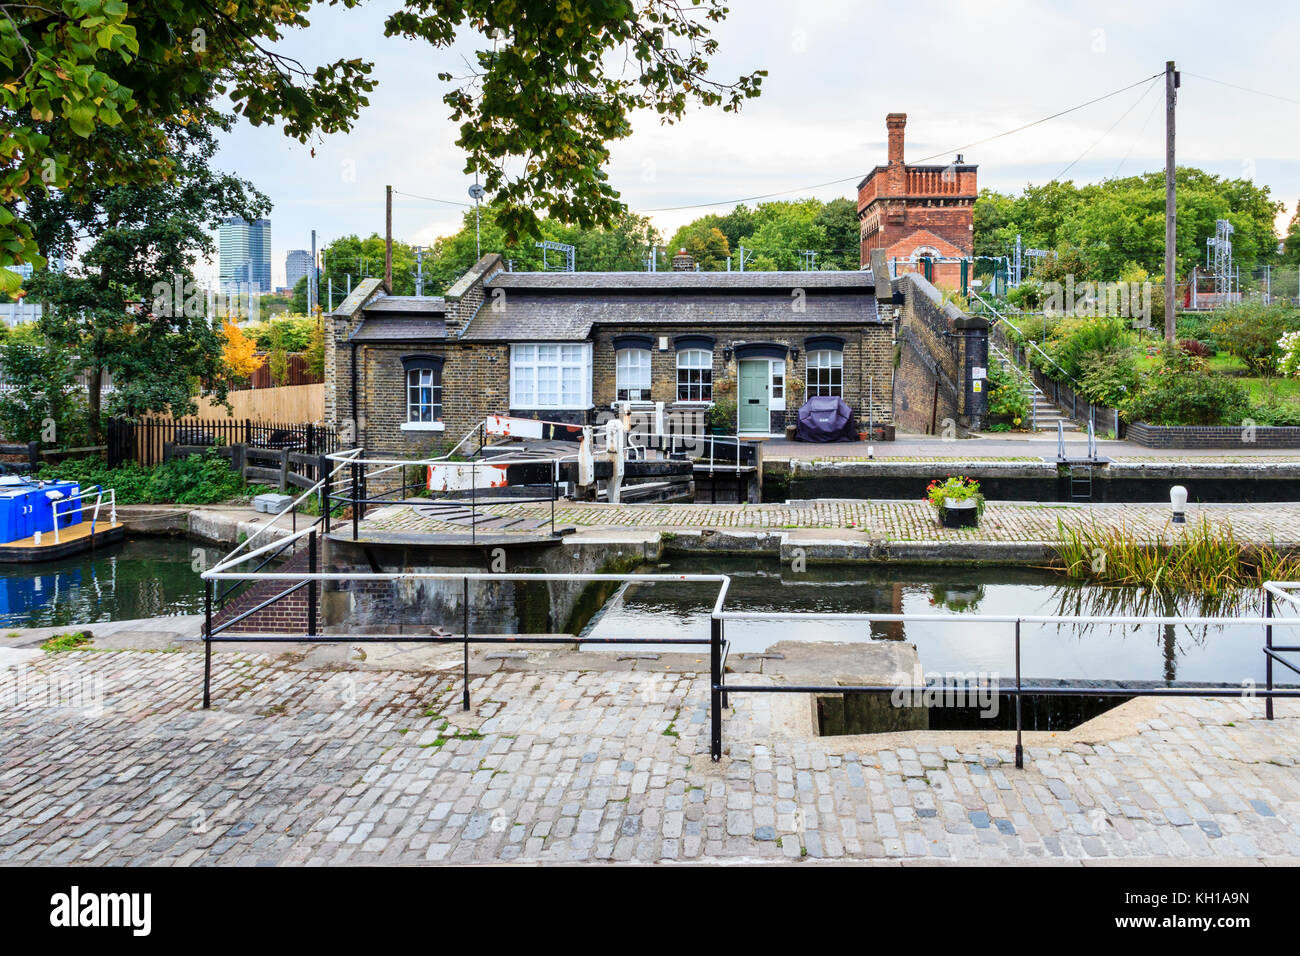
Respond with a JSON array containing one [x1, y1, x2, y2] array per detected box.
[[325, 255, 897, 457]]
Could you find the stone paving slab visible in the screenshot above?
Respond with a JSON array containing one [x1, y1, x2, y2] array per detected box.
[[360, 499, 1300, 546], [3, 649, 1300, 865]]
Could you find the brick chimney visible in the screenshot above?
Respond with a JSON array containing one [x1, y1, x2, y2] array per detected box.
[[671, 248, 695, 272], [886, 112, 907, 195], [886, 113, 907, 165]]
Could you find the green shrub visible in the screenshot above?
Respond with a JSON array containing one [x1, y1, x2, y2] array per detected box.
[[1077, 350, 1140, 408], [985, 362, 1029, 426], [39, 449, 249, 504], [1043, 316, 1134, 381], [1211, 302, 1300, 376], [1125, 347, 1251, 426], [245, 317, 314, 352]]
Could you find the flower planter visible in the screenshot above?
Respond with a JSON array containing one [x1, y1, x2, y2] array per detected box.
[[938, 497, 979, 529]]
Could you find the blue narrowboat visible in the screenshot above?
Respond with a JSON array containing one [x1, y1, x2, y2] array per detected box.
[[0, 477, 124, 562]]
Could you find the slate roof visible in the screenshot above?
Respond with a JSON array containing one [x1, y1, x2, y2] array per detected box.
[[458, 289, 879, 342], [364, 295, 447, 314], [349, 316, 447, 342]]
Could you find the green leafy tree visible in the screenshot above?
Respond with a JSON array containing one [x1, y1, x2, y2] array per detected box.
[[0, 336, 83, 444], [667, 197, 859, 271], [23, 117, 266, 442], [974, 170, 1282, 281], [3, 1, 763, 289], [1281, 201, 1300, 265]]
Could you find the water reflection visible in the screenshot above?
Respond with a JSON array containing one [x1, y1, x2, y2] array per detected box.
[[0, 538, 223, 629], [582, 556, 1278, 685]]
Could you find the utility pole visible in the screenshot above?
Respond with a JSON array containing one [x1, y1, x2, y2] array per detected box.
[[385, 184, 393, 292], [1164, 60, 1179, 344], [309, 229, 317, 314], [415, 245, 424, 296], [738, 245, 746, 272]]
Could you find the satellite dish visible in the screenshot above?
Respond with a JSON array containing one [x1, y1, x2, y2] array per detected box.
[[468, 183, 486, 200]]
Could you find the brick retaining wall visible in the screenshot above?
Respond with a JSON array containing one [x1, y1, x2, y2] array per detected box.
[[1126, 422, 1300, 449]]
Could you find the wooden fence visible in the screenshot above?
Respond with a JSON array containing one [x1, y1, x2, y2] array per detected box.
[[243, 353, 323, 390], [162, 441, 331, 495], [190, 383, 323, 422]]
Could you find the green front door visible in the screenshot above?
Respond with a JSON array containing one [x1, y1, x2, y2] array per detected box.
[[738, 359, 769, 433]]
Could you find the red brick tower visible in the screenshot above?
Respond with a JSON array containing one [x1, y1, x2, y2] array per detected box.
[[858, 113, 977, 287]]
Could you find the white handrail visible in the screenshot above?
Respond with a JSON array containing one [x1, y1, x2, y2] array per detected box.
[[49, 486, 116, 544], [221, 446, 365, 562]]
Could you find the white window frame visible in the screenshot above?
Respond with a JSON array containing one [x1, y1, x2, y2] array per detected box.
[[676, 348, 713, 403], [806, 349, 843, 398], [510, 343, 592, 409], [615, 348, 652, 403], [400, 363, 445, 432], [770, 359, 786, 412]]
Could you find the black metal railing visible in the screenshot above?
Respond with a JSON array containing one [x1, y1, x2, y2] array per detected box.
[[107, 417, 338, 468], [324, 453, 566, 544]]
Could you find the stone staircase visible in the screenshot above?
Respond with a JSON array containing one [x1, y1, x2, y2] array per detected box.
[[988, 342, 1077, 432]]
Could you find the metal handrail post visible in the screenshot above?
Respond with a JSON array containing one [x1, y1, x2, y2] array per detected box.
[[719, 618, 728, 709], [1266, 589, 1275, 721], [203, 579, 213, 709], [463, 576, 471, 710], [1014, 619, 1023, 769], [351, 461, 359, 542], [710, 615, 723, 761], [307, 530, 318, 638]]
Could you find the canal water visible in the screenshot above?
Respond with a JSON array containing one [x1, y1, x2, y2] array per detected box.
[[0, 537, 224, 630], [2, 540, 1283, 692], [582, 555, 1279, 687]]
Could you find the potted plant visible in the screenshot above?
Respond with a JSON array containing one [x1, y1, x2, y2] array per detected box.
[[926, 475, 984, 529]]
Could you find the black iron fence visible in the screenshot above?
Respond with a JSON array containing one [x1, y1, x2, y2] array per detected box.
[[107, 417, 338, 468]]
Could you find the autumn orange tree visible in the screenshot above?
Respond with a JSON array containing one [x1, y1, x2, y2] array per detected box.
[[221, 321, 263, 383]]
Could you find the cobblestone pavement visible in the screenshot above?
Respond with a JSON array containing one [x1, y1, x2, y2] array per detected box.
[[3, 650, 1299, 865], [365, 499, 1300, 545]]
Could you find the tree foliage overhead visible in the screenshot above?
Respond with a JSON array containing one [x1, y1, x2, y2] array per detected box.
[[23, 116, 269, 440], [974, 169, 1283, 281], [1, 0, 376, 290], [386, 0, 764, 240], [667, 197, 860, 271], [2, 0, 763, 289]]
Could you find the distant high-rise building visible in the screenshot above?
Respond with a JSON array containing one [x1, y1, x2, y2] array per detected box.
[[219, 217, 272, 293], [285, 249, 313, 292]]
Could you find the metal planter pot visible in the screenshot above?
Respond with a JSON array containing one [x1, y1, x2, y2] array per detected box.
[[939, 497, 980, 529]]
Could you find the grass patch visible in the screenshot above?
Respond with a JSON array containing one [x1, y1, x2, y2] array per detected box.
[[39, 631, 92, 654]]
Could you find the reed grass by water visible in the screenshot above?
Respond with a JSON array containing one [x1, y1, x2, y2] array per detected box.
[[1052, 517, 1300, 598]]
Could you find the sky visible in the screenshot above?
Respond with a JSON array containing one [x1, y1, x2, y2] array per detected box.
[[206, 0, 1300, 289]]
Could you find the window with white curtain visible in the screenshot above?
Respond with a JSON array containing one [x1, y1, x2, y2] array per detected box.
[[806, 349, 843, 397], [406, 367, 442, 422], [616, 348, 652, 402], [676, 348, 713, 402], [510, 343, 592, 408]]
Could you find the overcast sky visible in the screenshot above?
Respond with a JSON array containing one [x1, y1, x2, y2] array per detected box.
[[207, 0, 1300, 288]]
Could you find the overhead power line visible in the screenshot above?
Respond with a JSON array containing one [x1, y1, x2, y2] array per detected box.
[[392, 189, 472, 207], [1051, 77, 1161, 183], [639, 72, 1164, 213], [1184, 72, 1300, 109]]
